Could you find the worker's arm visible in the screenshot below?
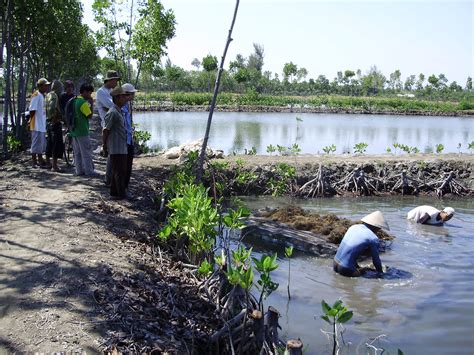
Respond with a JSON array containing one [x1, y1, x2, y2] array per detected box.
[[418, 213, 431, 224], [370, 242, 383, 273]]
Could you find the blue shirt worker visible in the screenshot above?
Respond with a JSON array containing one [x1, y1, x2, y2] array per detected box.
[[334, 211, 390, 277]]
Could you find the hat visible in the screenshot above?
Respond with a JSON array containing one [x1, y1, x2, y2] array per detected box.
[[443, 207, 455, 216], [37, 78, 51, 86], [104, 70, 121, 82], [110, 86, 127, 97], [361, 211, 390, 230], [122, 83, 138, 93]]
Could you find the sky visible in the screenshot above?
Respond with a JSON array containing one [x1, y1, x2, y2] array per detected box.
[[81, 0, 473, 84]]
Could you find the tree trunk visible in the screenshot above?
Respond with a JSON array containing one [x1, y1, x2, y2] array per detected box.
[[2, 0, 13, 157], [197, 0, 240, 182]]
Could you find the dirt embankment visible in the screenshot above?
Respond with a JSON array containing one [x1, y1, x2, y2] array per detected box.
[[135, 153, 473, 198], [0, 149, 218, 352]]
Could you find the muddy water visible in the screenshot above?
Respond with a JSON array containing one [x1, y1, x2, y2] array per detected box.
[[241, 196, 474, 354], [134, 111, 474, 154]]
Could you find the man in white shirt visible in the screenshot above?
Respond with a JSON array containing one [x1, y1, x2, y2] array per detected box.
[[29, 78, 50, 167], [407, 205, 454, 225], [96, 70, 120, 128]]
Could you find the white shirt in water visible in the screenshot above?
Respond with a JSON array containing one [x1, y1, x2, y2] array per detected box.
[[407, 205, 442, 225]]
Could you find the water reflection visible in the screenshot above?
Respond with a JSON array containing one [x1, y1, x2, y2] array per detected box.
[[134, 112, 474, 154]]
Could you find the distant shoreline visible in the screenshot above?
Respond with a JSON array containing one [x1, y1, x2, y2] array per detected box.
[[132, 104, 474, 117]]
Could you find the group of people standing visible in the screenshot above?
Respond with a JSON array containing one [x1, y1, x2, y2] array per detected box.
[[28, 70, 137, 200], [333, 205, 455, 278]]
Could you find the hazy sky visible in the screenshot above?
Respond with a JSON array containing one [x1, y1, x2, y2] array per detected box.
[[81, 0, 473, 84]]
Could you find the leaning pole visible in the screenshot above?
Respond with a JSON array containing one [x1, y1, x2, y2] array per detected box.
[[196, 0, 240, 183]]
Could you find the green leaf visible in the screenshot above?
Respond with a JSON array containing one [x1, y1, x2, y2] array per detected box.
[[337, 311, 353, 324], [397, 350, 404, 355], [321, 300, 331, 315], [332, 300, 343, 310]]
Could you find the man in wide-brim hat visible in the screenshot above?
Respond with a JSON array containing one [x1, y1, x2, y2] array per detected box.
[[333, 211, 390, 277], [96, 70, 121, 129]]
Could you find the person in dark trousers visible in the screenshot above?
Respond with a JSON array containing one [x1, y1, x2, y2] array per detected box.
[[102, 86, 129, 200], [59, 80, 75, 116], [121, 83, 138, 190], [333, 211, 390, 277], [45, 80, 65, 171]]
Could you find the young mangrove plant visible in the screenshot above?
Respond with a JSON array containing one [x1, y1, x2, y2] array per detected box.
[[266, 144, 276, 155], [267, 163, 296, 196], [435, 143, 444, 154], [253, 253, 279, 312], [469, 141, 474, 153], [285, 246, 294, 300], [323, 144, 337, 155], [353, 142, 368, 154], [320, 299, 353, 355]]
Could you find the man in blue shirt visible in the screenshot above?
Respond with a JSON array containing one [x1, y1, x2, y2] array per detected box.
[[121, 83, 138, 190], [334, 211, 390, 277]]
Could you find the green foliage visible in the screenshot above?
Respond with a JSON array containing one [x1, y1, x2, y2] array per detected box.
[[253, 253, 279, 308], [321, 299, 354, 355], [468, 141, 474, 150], [159, 183, 218, 255], [290, 143, 301, 155], [266, 144, 276, 155], [436, 143, 444, 154], [268, 163, 296, 196], [353, 142, 368, 154], [132, 124, 151, 154], [198, 259, 213, 277], [285, 246, 294, 299], [6, 134, 21, 153], [323, 144, 337, 155], [285, 246, 294, 258]]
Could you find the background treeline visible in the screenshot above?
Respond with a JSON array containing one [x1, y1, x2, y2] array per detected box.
[[1, 0, 473, 156]]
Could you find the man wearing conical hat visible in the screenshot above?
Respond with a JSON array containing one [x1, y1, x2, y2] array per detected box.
[[407, 205, 454, 226], [334, 211, 389, 277]]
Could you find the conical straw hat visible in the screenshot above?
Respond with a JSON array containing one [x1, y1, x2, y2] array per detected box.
[[361, 211, 390, 230]]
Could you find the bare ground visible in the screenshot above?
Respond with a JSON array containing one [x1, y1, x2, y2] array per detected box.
[[1, 142, 472, 352]]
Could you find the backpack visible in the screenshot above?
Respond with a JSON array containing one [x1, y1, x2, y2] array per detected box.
[[64, 96, 77, 131]]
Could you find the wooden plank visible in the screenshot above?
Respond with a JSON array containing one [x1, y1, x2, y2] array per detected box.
[[242, 217, 338, 258]]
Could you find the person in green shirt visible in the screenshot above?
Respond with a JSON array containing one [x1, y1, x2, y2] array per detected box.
[[70, 83, 96, 176]]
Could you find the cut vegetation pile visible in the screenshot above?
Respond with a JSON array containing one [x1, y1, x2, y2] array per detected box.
[[256, 205, 394, 244]]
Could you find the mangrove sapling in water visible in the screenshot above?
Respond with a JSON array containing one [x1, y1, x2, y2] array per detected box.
[[320, 299, 353, 355], [285, 246, 294, 300], [253, 253, 279, 312]]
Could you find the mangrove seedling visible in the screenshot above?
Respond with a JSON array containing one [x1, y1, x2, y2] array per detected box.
[[290, 143, 301, 155], [320, 299, 353, 355], [253, 253, 279, 311], [198, 259, 213, 277], [353, 142, 368, 154], [435, 143, 444, 154], [386, 147, 392, 154], [285, 246, 294, 299], [469, 141, 474, 153], [267, 144, 276, 155], [277, 144, 288, 155], [323, 144, 337, 155]]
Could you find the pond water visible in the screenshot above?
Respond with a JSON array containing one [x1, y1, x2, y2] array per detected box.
[[240, 196, 474, 354], [134, 111, 474, 154]]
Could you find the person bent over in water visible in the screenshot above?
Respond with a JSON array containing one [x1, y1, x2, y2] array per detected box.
[[407, 205, 454, 226], [333, 211, 390, 277]]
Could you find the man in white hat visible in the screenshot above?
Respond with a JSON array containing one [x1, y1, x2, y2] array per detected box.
[[407, 205, 454, 225], [29, 78, 51, 167], [121, 83, 138, 190], [334, 211, 390, 277]]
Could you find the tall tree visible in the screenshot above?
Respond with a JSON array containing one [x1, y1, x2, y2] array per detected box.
[[283, 62, 298, 83]]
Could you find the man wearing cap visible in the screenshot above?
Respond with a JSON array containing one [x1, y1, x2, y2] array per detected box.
[[96, 70, 121, 128], [69, 83, 96, 176], [334, 211, 390, 277], [122, 83, 138, 189], [407, 205, 454, 225], [102, 87, 129, 199], [29, 78, 51, 167]]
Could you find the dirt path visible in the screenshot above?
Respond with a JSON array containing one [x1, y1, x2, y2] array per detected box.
[[0, 154, 159, 352]]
